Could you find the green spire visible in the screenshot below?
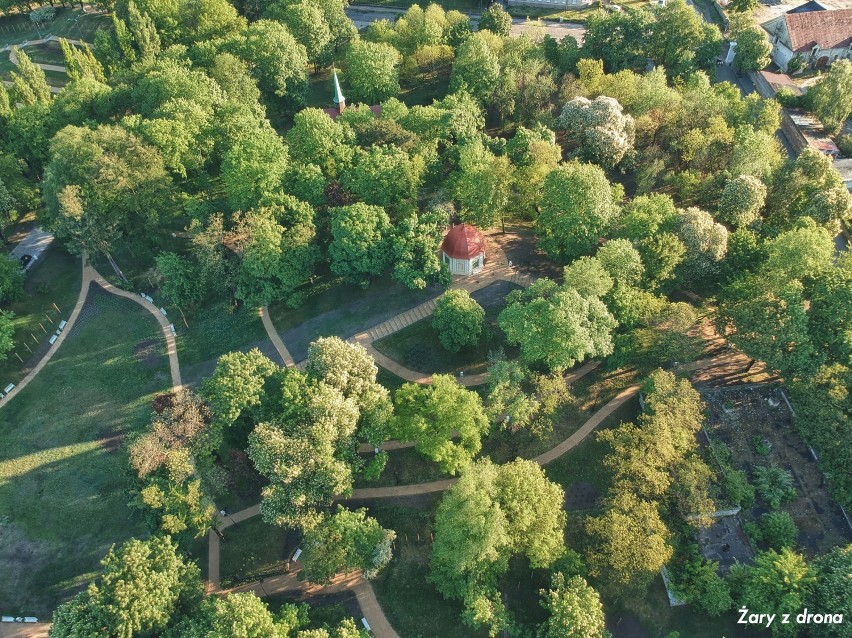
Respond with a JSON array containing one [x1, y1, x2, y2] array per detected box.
[[332, 68, 345, 106]]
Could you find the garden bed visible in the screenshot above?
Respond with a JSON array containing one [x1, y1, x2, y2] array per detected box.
[[702, 385, 852, 555]]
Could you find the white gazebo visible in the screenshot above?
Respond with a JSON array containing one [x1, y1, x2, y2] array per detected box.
[[441, 223, 486, 276]]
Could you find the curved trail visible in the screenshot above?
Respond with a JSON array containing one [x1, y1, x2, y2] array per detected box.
[[206, 361, 635, 638], [0, 259, 181, 408]]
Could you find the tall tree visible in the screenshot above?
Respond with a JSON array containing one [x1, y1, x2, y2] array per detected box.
[[201, 349, 280, 428], [449, 31, 501, 104], [10, 49, 51, 106], [344, 40, 401, 104], [220, 124, 289, 212], [232, 20, 308, 102], [537, 162, 620, 263], [343, 145, 421, 211], [556, 96, 636, 169], [477, 3, 512, 36], [41, 125, 174, 256], [392, 374, 489, 474], [301, 507, 395, 584], [729, 549, 815, 638], [232, 201, 319, 308], [538, 574, 610, 638], [808, 59, 852, 135], [50, 536, 202, 638], [453, 139, 511, 230], [430, 458, 566, 635], [390, 208, 451, 290], [328, 202, 392, 286], [432, 289, 485, 352], [733, 27, 772, 73], [718, 174, 766, 228]]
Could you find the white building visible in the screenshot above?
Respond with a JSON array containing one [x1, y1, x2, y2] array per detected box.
[[762, 6, 852, 71], [440, 224, 486, 276]]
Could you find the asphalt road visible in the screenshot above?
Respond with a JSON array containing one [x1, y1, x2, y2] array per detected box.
[[345, 5, 585, 41]]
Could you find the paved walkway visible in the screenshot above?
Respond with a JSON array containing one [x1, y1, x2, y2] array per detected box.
[[1, 257, 182, 407], [259, 305, 296, 367], [259, 233, 533, 386]]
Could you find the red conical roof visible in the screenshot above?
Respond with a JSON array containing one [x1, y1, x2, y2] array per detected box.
[[441, 223, 485, 260]]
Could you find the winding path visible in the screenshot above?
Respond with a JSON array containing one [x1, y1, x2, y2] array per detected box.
[[205, 359, 627, 638], [0, 257, 181, 408], [260, 233, 532, 386]]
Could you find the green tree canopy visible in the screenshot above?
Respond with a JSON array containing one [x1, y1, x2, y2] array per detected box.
[[556, 96, 636, 169], [477, 3, 512, 36], [344, 40, 401, 104], [729, 549, 815, 638], [432, 288, 485, 352], [301, 507, 395, 584], [430, 458, 566, 635], [392, 374, 489, 474], [537, 162, 620, 263], [328, 202, 392, 286], [42, 124, 174, 255], [538, 573, 610, 638], [50, 536, 203, 638], [499, 278, 617, 372], [808, 59, 852, 135]]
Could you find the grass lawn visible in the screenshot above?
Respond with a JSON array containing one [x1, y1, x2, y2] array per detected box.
[[0, 7, 112, 48], [368, 501, 490, 638], [176, 301, 268, 366], [0, 289, 170, 616], [373, 316, 507, 377], [0, 246, 82, 387], [218, 517, 298, 588], [268, 271, 440, 362], [18, 40, 65, 66], [372, 281, 520, 378]]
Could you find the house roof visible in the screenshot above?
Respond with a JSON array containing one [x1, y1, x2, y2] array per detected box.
[[441, 223, 485, 260], [784, 9, 852, 52]]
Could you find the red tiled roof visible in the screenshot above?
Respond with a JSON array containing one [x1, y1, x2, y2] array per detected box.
[[441, 223, 485, 260], [785, 9, 852, 52]]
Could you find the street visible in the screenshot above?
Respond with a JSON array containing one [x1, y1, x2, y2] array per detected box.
[[345, 5, 585, 41]]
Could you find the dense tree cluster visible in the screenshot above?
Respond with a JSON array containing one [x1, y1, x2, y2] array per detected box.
[[587, 370, 715, 593], [430, 458, 567, 635], [49, 536, 370, 638]]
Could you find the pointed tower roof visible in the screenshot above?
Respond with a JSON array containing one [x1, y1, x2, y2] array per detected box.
[[332, 69, 345, 105]]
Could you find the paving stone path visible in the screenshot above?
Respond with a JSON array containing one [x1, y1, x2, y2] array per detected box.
[[259, 232, 533, 386]]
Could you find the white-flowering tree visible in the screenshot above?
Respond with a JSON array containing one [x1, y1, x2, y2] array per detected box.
[[556, 96, 635, 169], [718, 175, 767, 228], [676, 207, 729, 285]]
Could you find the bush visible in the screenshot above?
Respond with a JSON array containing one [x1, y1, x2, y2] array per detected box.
[[836, 133, 852, 157], [753, 464, 797, 509], [432, 289, 485, 352], [774, 86, 802, 107], [724, 468, 756, 509], [760, 511, 798, 550]]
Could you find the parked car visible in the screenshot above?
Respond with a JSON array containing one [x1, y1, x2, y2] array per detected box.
[[19, 254, 34, 271]]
